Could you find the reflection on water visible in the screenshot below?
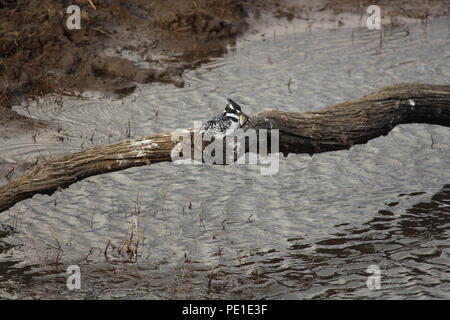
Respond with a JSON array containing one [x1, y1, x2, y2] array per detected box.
[[0, 18, 449, 299]]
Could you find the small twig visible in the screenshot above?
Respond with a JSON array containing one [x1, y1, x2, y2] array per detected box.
[[287, 78, 293, 93], [134, 235, 139, 262], [379, 26, 384, 49], [87, 0, 97, 10], [126, 120, 132, 139], [207, 272, 214, 294], [5, 167, 16, 180], [90, 128, 96, 144], [91, 27, 120, 43], [54, 239, 62, 264], [222, 276, 232, 291], [104, 239, 111, 261], [81, 247, 94, 262]]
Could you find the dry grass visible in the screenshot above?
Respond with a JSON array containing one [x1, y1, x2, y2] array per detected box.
[[104, 193, 143, 263]]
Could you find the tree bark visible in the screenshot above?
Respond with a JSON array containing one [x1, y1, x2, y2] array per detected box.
[[247, 83, 450, 154], [0, 83, 449, 213]]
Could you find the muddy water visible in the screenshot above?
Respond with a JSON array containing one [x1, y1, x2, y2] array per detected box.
[[1, 18, 450, 299]]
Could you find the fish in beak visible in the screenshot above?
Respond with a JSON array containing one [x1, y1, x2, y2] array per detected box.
[[239, 112, 250, 127]]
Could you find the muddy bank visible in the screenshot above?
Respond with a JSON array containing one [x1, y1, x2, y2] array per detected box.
[[0, 0, 254, 135], [0, 0, 249, 106], [0, 0, 449, 134]]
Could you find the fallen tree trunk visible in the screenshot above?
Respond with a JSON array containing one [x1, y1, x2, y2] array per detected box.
[[0, 83, 449, 213], [248, 83, 450, 154]]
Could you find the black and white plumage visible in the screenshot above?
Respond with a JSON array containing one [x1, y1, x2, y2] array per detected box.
[[199, 98, 250, 137]]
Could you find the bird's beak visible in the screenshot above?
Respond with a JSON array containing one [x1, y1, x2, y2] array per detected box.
[[239, 113, 250, 126]]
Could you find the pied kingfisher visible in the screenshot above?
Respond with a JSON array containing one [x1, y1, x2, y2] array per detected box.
[[199, 98, 250, 137]]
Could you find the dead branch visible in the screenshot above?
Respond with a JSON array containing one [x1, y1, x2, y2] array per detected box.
[[0, 83, 448, 213]]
